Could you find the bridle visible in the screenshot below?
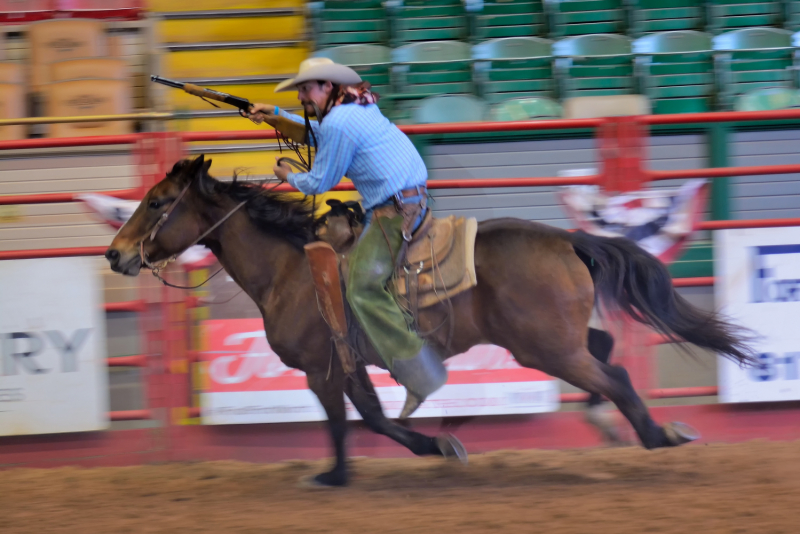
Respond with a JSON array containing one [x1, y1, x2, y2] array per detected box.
[[142, 95, 327, 288], [138, 178, 248, 289]]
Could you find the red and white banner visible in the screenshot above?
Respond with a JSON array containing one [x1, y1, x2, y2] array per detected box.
[[559, 179, 708, 264], [200, 319, 559, 424]]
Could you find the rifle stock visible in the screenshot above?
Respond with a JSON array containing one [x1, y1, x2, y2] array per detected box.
[[151, 75, 309, 144]]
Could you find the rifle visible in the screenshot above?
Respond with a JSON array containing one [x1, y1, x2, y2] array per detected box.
[[150, 75, 308, 144]]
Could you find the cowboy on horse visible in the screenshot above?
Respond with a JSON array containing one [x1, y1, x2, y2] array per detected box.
[[242, 58, 448, 407]]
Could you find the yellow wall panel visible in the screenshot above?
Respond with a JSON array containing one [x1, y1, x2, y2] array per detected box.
[[167, 83, 299, 111], [163, 46, 308, 79], [174, 115, 282, 132], [204, 150, 285, 177], [158, 16, 304, 44], [147, 0, 304, 11], [202, 151, 362, 214]]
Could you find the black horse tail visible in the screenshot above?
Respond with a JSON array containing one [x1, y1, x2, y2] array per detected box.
[[570, 230, 757, 366]]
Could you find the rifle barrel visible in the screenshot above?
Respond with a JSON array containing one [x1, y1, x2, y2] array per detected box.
[[150, 75, 184, 90]]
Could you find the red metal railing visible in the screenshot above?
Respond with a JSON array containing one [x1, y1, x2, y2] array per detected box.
[[4, 109, 800, 415], [3, 107, 800, 208], [0, 1, 144, 23]]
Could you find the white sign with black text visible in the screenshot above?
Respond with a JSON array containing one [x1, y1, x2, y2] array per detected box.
[[0, 257, 108, 435], [716, 227, 800, 403]]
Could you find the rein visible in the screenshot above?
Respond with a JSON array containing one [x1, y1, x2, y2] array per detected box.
[[139, 179, 248, 289]]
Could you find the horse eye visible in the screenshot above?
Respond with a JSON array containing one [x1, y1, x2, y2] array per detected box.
[[148, 200, 162, 210]]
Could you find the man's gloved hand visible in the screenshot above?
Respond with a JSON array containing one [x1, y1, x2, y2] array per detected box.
[[241, 103, 277, 125], [242, 102, 307, 144], [273, 157, 292, 182]]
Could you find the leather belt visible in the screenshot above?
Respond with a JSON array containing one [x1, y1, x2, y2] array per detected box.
[[397, 185, 426, 199]]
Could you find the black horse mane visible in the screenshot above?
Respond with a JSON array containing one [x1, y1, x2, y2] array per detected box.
[[173, 158, 319, 248]]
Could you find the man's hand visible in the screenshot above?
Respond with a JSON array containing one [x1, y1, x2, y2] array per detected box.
[[273, 157, 292, 182], [241, 103, 276, 124]]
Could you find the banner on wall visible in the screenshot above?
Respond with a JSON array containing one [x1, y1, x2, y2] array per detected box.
[[0, 257, 109, 435], [559, 179, 707, 264], [716, 227, 800, 403], [200, 319, 559, 424]]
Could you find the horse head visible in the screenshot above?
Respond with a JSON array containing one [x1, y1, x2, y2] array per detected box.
[[105, 155, 214, 276]]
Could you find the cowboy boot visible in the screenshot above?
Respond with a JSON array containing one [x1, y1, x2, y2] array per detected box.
[[393, 344, 448, 419]]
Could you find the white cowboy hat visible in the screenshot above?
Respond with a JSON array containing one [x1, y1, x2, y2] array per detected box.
[[274, 57, 362, 93]]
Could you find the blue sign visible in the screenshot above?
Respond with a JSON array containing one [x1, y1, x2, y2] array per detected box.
[[751, 244, 800, 303]]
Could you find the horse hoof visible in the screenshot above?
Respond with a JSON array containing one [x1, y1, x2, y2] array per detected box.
[[298, 471, 347, 489], [436, 433, 468, 465], [663, 422, 700, 446]]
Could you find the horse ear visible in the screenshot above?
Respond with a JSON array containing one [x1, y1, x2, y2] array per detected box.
[[169, 159, 184, 177], [189, 155, 213, 179], [188, 154, 205, 176], [196, 156, 216, 196]]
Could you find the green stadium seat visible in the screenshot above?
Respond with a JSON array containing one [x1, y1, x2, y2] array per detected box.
[[464, 0, 546, 42], [562, 94, 650, 117], [390, 41, 475, 123], [787, 0, 800, 32], [553, 33, 635, 99], [312, 44, 392, 92], [634, 30, 715, 113], [546, 0, 626, 39], [386, 0, 468, 47], [734, 87, 800, 110], [472, 36, 555, 103], [713, 27, 796, 110], [626, 0, 704, 38], [706, 0, 783, 35], [488, 96, 563, 120], [411, 94, 489, 123], [308, 1, 388, 49], [312, 45, 393, 114]]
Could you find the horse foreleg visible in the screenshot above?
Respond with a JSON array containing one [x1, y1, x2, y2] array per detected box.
[[549, 348, 699, 450], [344, 364, 467, 463], [305, 370, 349, 487]]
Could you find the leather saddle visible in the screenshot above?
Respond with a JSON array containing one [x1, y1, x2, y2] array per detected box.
[[305, 199, 478, 374], [314, 199, 478, 309]]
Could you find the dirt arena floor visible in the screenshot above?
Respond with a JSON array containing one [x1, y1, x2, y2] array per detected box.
[[1, 440, 798, 534]]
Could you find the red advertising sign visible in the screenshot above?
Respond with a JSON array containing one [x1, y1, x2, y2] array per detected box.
[[201, 319, 559, 424]]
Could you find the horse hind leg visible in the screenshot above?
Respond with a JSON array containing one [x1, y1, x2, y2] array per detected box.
[[584, 328, 624, 445], [549, 347, 699, 449]]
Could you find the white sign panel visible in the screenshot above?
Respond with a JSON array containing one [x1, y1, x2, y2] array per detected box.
[[716, 227, 800, 403], [0, 258, 108, 435]]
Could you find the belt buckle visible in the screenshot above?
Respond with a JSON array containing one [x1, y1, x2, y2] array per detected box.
[[392, 193, 405, 212]]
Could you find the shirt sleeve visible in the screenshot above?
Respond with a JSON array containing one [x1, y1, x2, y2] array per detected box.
[[278, 108, 320, 147], [286, 121, 357, 195]]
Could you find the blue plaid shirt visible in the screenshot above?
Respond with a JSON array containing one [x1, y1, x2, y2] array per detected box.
[[280, 104, 427, 210]]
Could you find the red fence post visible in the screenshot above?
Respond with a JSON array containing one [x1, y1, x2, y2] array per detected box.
[[134, 132, 186, 198], [133, 132, 189, 459], [598, 116, 648, 194]]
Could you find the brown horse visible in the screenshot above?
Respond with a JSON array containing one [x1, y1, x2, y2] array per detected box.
[[106, 156, 755, 486]]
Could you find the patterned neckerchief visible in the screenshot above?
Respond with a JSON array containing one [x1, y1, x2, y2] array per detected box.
[[333, 82, 380, 107]]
